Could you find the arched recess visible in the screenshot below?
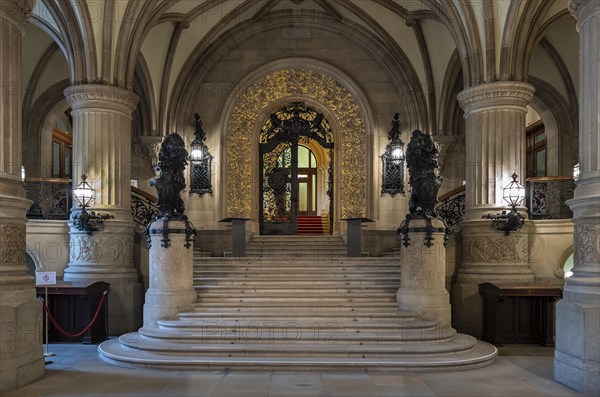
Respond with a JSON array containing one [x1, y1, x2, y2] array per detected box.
[[222, 67, 369, 229], [436, 49, 466, 191], [22, 79, 71, 177], [528, 76, 578, 176]]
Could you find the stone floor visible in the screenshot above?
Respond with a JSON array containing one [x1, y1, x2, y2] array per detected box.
[[4, 344, 592, 397]]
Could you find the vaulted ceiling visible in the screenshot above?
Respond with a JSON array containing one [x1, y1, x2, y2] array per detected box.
[[24, 0, 578, 135]]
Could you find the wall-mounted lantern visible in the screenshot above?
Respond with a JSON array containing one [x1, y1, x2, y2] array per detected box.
[[482, 173, 526, 235], [189, 113, 213, 196], [381, 113, 405, 196], [72, 174, 113, 234]]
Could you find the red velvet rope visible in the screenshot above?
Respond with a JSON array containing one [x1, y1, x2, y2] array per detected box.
[[42, 291, 107, 338]]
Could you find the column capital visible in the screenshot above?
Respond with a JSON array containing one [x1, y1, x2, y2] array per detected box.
[[64, 84, 139, 115], [0, 0, 35, 30], [457, 81, 535, 115], [569, 0, 600, 25]]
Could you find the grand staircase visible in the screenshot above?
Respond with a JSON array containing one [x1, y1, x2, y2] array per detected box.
[[99, 237, 497, 370]]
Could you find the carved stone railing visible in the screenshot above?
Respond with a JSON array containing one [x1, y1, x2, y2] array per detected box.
[[435, 185, 466, 230], [131, 186, 159, 227], [526, 176, 575, 220], [24, 178, 72, 220]]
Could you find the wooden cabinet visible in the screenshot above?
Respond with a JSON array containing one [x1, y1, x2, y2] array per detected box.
[[36, 281, 110, 344], [479, 282, 562, 347]]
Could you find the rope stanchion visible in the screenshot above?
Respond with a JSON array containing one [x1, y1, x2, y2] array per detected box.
[[42, 291, 108, 339]]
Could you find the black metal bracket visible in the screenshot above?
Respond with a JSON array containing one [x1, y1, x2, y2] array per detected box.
[[397, 212, 450, 248], [145, 215, 196, 249], [72, 208, 114, 235], [482, 209, 525, 235]]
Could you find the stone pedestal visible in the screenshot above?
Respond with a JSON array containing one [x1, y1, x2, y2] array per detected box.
[[343, 218, 373, 257], [554, 2, 600, 394], [397, 218, 451, 327], [452, 220, 533, 336], [0, 0, 44, 391], [143, 219, 196, 327]]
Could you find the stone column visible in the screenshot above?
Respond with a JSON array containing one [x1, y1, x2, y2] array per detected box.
[[0, 0, 45, 391], [143, 219, 196, 327], [554, 1, 600, 394], [63, 84, 142, 335], [453, 82, 535, 336], [397, 219, 451, 327]]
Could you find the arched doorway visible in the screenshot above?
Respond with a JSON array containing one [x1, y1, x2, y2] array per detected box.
[[259, 102, 334, 235]]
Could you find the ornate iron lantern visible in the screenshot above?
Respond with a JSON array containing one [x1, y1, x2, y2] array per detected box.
[[72, 174, 113, 234], [189, 113, 213, 196], [483, 173, 526, 235], [381, 113, 405, 196]]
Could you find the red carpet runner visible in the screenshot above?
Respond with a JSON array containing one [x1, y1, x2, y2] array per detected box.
[[297, 215, 324, 235]]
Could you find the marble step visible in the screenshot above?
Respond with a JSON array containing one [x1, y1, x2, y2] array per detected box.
[[99, 334, 497, 371], [136, 326, 456, 344], [157, 320, 438, 333], [194, 280, 400, 289], [195, 296, 397, 304], [180, 309, 408, 320], [192, 257, 393, 262], [191, 305, 399, 312], [195, 287, 399, 294]]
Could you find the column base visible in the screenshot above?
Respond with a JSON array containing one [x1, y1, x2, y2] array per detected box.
[[0, 288, 45, 392], [64, 220, 142, 335], [453, 220, 534, 337], [554, 297, 600, 394]]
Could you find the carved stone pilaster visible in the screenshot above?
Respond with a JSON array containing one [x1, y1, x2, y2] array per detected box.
[[0, 2, 44, 391], [555, 5, 600, 394], [457, 82, 535, 220], [64, 84, 139, 219], [63, 84, 142, 334]]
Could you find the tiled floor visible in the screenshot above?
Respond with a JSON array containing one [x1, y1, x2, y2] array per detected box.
[[4, 344, 592, 397]]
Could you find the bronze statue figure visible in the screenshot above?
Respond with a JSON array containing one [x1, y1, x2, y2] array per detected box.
[[398, 129, 448, 247], [405, 129, 443, 217], [151, 132, 189, 219]]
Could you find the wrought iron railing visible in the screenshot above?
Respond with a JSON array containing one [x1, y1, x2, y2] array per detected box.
[[435, 185, 466, 230], [24, 178, 72, 220], [526, 176, 575, 220], [24, 178, 159, 226], [131, 186, 159, 227]]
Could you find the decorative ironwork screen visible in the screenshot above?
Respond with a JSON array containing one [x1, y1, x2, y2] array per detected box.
[[24, 178, 72, 220], [435, 185, 466, 231], [131, 187, 160, 226], [259, 102, 334, 235], [526, 177, 575, 219]]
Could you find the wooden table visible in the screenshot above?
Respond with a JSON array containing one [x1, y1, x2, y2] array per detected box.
[[36, 281, 110, 344], [479, 282, 562, 347]]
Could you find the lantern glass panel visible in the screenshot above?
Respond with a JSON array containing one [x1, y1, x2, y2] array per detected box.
[[73, 180, 95, 207]]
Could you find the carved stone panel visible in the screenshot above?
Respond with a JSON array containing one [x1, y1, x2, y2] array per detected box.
[[574, 222, 600, 265], [227, 68, 367, 219], [463, 234, 528, 264], [70, 235, 134, 265], [0, 224, 26, 265]]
